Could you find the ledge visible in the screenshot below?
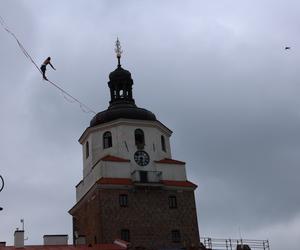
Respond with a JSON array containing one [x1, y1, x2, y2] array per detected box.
[[155, 158, 185, 165]]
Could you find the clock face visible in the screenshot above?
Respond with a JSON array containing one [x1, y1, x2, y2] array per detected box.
[[134, 150, 150, 166]]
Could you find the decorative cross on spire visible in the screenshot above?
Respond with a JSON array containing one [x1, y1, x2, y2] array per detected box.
[[114, 38, 123, 67]]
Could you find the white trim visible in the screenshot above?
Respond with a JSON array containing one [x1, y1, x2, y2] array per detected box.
[[79, 119, 172, 144]]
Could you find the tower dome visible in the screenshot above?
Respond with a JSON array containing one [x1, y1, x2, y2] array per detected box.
[[90, 39, 156, 127]]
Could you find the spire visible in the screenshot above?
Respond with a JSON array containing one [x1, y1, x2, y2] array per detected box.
[[114, 38, 123, 67]]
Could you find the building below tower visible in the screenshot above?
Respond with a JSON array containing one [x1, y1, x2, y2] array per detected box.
[[70, 178, 200, 249]]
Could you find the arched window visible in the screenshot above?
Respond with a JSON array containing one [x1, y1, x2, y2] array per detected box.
[[103, 131, 112, 149], [119, 90, 124, 98], [135, 129, 145, 149], [161, 135, 166, 152], [85, 141, 89, 158]]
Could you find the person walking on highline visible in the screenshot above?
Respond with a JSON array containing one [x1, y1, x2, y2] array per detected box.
[[40, 57, 56, 80]]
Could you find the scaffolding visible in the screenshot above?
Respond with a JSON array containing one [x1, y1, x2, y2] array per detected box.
[[200, 237, 270, 250]]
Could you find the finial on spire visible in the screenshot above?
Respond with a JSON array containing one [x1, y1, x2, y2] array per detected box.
[[115, 38, 123, 67]]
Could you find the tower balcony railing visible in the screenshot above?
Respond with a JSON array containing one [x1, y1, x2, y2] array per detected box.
[[131, 170, 162, 185]]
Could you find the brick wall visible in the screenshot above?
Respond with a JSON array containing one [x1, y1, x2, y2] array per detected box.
[[70, 185, 200, 250]]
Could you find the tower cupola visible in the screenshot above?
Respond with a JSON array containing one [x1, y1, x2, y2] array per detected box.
[[90, 39, 156, 127], [108, 39, 135, 106]]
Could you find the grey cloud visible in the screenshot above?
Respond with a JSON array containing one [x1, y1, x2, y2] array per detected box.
[[0, 0, 299, 249]]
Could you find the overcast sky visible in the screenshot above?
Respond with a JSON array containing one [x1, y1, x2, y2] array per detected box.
[[0, 1, 300, 249]]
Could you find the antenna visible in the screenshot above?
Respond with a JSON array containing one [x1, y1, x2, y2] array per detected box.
[[20, 219, 24, 231], [238, 226, 243, 247], [20, 219, 29, 241]]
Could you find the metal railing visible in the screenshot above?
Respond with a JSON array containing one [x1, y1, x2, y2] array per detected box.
[[131, 170, 162, 183], [201, 237, 270, 250]]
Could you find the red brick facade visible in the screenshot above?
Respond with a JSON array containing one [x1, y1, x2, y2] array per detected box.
[[69, 183, 200, 250]]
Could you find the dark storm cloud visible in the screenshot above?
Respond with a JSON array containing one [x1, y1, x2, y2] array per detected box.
[[0, 0, 299, 249]]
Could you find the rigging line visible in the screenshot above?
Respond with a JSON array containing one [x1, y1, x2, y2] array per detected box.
[[61, 92, 76, 103], [0, 15, 6, 26], [79, 104, 91, 114], [0, 15, 97, 115], [61, 93, 92, 114], [0, 17, 37, 70], [47, 79, 96, 114], [3, 24, 42, 73], [0, 16, 43, 72]]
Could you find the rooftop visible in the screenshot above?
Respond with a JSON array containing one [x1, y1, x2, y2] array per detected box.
[[0, 244, 126, 250]]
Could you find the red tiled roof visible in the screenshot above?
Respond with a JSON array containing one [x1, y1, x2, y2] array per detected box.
[[155, 158, 185, 164], [97, 178, 133, 185], [161, 180, 197, 188], [0, 244, 126, 250], [96, 178, 197, 188], [100, 155, 130, 162]]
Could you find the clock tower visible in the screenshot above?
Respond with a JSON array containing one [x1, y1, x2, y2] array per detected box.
[[69, 40, 201, 250]]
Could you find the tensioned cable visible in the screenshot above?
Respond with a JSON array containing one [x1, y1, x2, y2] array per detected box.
[[0, 15, 96, 115]]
